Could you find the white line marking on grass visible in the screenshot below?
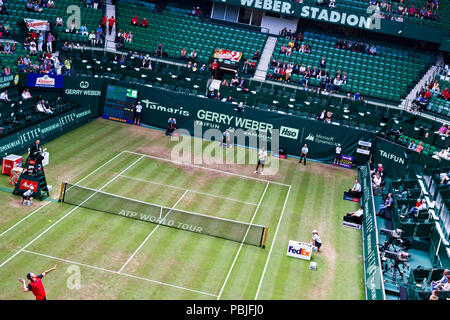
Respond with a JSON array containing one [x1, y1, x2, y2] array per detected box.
[[0, 151, 126, 240], [0, 155, 144, 269], [119, 174, 258, 206], [123, 150, 290, 187], [216, 182, 270, 300], [254, 185, 291, 300], [22, 249, 216, 298], [117, 189, 189, 273], [0, 202, 52, 239]]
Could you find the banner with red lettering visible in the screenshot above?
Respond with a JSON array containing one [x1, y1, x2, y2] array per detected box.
[[213, 49, 243, 63], [24, 18, 50, 31]]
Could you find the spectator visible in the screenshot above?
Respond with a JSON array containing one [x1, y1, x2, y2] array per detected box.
[[141, 17, 148, 28], [179, 48, 187, 61], [36, 100, 53, 114], [48, 0, 55, 9], [429, 290, 439, 300], [55, 16, 63, 27], [46, 33, 54, 53], [131, 15, 139, 26], [21, 88, 32, 100], [372, 171, 382, 190], [189, 49, 197, 62], [0, 89, 8, 103], [415, 141, 424, 153], [441, 87, 449, 100], [108, 16, 116, 35], [155, 43, 164, 57]]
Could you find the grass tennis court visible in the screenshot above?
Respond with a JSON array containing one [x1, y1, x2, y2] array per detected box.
[[0, 119, 364, 300]]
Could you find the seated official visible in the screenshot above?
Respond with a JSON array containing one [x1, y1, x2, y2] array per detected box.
[[377, 193, 393, 219], [28, 140, 44, 170], [344, 206, 364, 224], [347, 179, 362, 198]]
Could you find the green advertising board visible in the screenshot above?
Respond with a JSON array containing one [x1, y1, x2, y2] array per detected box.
[[126, 83, 375, 162], [0, 106, 93, 159], [359, 164, 385, 300], [372, 138, 412, 180], [62, 76, 106, 117]]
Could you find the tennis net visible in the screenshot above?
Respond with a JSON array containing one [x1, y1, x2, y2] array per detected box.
[[60, 182, 269, 247]]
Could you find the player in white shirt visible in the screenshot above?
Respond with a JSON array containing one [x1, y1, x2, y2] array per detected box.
[[134, 102, 142, 126], [254, 147, 267, 175]]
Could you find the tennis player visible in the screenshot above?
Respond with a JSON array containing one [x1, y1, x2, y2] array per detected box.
[[19, 265, 57, 300], [254, 147, 267, 175]]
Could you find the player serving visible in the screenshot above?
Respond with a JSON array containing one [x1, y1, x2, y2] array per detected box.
[[18, 265, 57, 300], [254, 147, 267, 175]]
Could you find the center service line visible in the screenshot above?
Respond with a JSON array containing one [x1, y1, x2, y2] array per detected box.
[[0, 155, 144, 269], [117, 189, 189, 273], [216, 181, 270, 300]]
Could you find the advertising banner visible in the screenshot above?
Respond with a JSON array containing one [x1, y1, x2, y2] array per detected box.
[[23, 18, 50, 31], [27, 74, 64, 89], [359, 164, 385, 300], [0, 107, 93, 159], [286, 240, 313, 260], [339, 155, 353, 168], [0, 74, 19, 90], [213, 49, 243, 64], [372, 138, 411, 180], [63, 76, 106, 117], [123, 84, 375, 161]]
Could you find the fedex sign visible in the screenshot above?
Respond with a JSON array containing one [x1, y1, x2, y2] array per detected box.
[[286, 240, 313, 260]]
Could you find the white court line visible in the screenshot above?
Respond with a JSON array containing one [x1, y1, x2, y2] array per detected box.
[[119, 174, 258, 206], [0, 151, 126, 240], [117, 189, 189, 273], [217, 182, 270, 300], [22, 249, 216, 298], [123, 150, 290, 187], [254, 185, 291, 300], [0, 155, 144, 269]]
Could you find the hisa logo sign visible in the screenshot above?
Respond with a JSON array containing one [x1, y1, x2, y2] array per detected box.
[[279, 126, 299, 140]]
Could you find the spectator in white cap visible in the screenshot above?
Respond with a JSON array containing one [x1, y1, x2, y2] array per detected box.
[[312, 230, 322, 252]]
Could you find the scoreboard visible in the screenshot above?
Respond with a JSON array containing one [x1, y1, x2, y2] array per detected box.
[[103, 85, 138, 124]]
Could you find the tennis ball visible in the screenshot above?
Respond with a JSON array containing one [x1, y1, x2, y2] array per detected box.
[[48, 219, 52, 222]]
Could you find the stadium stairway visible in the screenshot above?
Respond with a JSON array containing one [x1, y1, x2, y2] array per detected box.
[[106, 0, 117, 51], [399, 55, 445, 110], [253, 36, 277, 82]]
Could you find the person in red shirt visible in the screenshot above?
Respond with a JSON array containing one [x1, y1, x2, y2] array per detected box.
[[101, 15, 107, 34], [19, 265, 57, 300], [108, 16, 117, 35], [131, 15, 138, 26], [141, 17, 148, 28], [441, 87, 449, 100]]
